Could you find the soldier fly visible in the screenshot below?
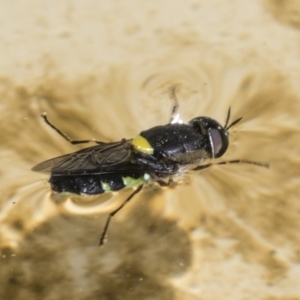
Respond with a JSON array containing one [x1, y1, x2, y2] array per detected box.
[[32, 88, 268, 245]]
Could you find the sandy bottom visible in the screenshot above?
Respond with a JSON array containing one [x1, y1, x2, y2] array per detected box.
[[1, 1, 300, 299]]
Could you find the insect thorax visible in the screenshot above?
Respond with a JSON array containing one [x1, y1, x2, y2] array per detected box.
[[137, 123, 212, 164]]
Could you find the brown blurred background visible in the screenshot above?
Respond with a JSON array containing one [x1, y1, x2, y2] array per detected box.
[[1, 1, 300, 299]]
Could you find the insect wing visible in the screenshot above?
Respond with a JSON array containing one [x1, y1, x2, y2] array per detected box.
[[32, 142, 132, 175], [32, 154, 72, 174]]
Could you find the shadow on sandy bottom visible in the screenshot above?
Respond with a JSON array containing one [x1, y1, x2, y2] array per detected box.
[[0, 191, 192, 300]]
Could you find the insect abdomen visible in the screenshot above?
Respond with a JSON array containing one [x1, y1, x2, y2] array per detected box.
[[49, 173, 148, 195]]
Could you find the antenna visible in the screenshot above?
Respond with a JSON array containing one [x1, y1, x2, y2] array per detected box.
[[224, 107, 242, 130]]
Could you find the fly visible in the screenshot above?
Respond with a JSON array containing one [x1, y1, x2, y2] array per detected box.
[[32, 87, 268, 245]]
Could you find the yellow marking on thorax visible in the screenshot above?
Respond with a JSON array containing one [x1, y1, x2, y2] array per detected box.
[[131, 135, 154, 155]]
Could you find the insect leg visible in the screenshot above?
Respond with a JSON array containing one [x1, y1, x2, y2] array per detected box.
[[156, 178, 173, 187], [41, 112, 107, 145], [169, 85, 179, 123], [99, 184, 144, 246], [193, 159, 269, 171]]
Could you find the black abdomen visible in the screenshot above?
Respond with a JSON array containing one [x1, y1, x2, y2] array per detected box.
[[50, 173, 144, 195]]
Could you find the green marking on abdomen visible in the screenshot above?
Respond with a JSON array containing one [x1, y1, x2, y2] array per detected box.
[[101, 181, 111, 192], [122, 173, 151, 188]]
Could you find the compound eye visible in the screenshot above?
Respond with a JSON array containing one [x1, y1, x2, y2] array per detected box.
[[208, 128, 227, 158]]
